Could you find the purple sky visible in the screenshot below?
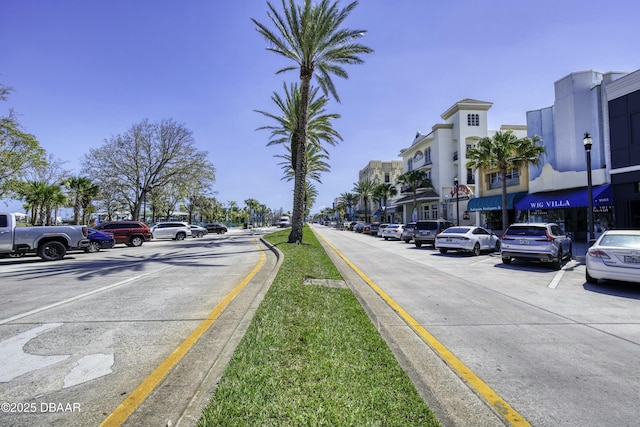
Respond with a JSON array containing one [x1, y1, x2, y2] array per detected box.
[[2, 0, 639, 214]]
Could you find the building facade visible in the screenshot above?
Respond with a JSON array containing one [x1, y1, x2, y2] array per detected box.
[[519, 70, 628, 241], [606, 69, 640, 228], [397, 99, 528, 228], [355, 160, 403, 222]]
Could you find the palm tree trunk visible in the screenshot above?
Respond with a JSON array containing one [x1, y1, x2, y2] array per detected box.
[[288, 72, 311, 243]]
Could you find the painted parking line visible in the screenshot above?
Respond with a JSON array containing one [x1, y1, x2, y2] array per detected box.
[[317, 233, 532, 427], [99, 241, 266, 427], [548, 269, 566, 289]]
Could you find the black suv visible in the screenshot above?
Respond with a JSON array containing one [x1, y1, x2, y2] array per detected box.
[[93, 221, 152, 247], [413, 220, 454, 247]]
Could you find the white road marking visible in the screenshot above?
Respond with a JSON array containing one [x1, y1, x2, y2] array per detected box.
[[0, 267, 173, 325], [0, 323, 69, 382], [64, 353, 114, 388], [548, 269, 565, 289]]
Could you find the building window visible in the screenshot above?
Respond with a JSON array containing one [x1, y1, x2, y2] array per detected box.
[[467, 114, 479, 126], [466, 168, 475, 184], [384, 173, 390, 183], [425, 147, 431, 163], [408, 158, 413, 171], [488, 169, 519, 189]]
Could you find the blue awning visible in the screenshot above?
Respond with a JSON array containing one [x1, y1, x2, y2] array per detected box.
[[515, 184, 613, 210], [372, 209, 383, 217], [467, 192, 527, 212]]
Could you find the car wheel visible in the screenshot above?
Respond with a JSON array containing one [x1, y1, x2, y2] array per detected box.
[[175, 232, 186, 241], [439, 248, 448, 254], [552, 250, 562, 270], [415, 242, 422, 248], [404, 239, 410, 243], [37, 241, 66, 261], [85, 242, 101, 253], [472, 243, 481, 256], [585, 268, 597, 284], [494, 240, 501, 252], [502, 257, 512, 264], [130, 236, 144, 247]]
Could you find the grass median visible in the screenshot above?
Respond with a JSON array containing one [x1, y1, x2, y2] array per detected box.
[[198, 226, 439, 426]]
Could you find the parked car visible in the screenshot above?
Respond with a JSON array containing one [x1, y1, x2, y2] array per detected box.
[[93, 221, 152, 247], [402, 223, 416, 243], [368, 222, 382, 235], [435, 226, 500, 255], [381, 224, 404, 240], [500, 223, 572, 270], [204, 223, 228, 234], [413, 220, 454, 247], [85, 228, 116, 253], [585, 229, 640, 284], [353, 222, 368, 233], [151, 222, 191, 240], [362, 223, 373, 234], [189, 224, 209, 238], [376, 223, 390, 237]]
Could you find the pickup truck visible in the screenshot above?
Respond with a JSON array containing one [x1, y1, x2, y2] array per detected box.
[[0, 212, 90, 261]]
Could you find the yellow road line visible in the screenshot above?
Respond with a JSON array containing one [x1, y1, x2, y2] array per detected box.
[[317, 233, 531, 427], [100, 243, 267, 427]]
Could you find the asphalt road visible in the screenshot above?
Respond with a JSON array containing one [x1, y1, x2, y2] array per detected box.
[[0, 229, 278, 427], [312, 224, 640, 427]]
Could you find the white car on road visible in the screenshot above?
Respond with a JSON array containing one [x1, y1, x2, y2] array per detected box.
[[435, 226, 500, 256]]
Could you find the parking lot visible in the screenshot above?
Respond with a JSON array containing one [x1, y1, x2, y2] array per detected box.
[[312, 223, 640, 427]]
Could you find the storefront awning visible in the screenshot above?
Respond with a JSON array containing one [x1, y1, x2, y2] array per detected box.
[[515, 184, 613, 210], [372, 209, 383, 217], [467, 192, 527, 212]]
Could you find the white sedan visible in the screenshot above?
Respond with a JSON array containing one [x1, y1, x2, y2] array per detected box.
[[435, 226, 500, 256], [381, 224, 404, 240], [585, 229, 640, 284]]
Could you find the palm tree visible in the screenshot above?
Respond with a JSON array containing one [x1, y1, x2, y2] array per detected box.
[[339, 191, 359, 221], [397, 170, 432, 222], [17, 181, 65, 225], [62, 176, 100, 225], [253, 0, 372, 243], [466, 130, 545, 230], [352, 179, 375, 222], [275, 141, 331, 184], [372, 183, 398, 221]]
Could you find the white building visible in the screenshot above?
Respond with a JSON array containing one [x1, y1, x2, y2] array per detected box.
[[397, 98, 527, 226]]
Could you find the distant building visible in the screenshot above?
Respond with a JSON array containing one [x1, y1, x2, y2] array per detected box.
[[356, 160, 403, 222]]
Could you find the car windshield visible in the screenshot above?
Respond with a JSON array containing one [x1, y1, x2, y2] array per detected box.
[[600, 234, 640, 248], [443, 227, 469, 234]]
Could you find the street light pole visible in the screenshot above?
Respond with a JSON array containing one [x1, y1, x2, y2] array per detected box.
[[583, 132, 594, 243], [454, 176, 460, 226]]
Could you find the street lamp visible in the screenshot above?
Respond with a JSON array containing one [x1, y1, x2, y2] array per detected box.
[[583, 132, 594, 243], [454, 176, 460, 226]]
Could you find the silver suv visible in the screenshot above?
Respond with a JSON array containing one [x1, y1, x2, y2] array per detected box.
[[500, 223, 572, 270], [413, 220, 454, 247], [150, 222, 192, 240]]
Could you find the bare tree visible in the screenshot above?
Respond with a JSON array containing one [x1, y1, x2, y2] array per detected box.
[[83, 118, 216, 220]]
